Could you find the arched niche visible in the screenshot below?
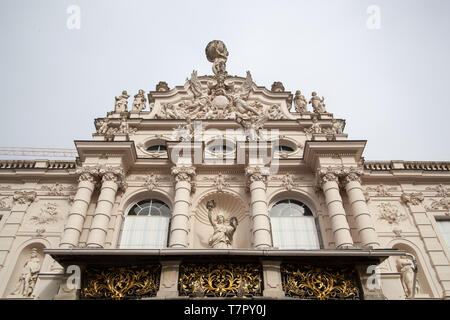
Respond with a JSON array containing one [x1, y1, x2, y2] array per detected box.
[[3, 242, 46, 298], [191, 190, 250, 249], [385, 239, 439, 299]]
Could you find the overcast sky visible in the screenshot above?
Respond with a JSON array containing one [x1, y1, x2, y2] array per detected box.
[[0, 0, 449, 161]]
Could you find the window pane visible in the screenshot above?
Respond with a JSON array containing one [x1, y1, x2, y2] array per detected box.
[[438, 221, 450, 250], [271, 217, 320, 250], [119, 199, 171, 249]]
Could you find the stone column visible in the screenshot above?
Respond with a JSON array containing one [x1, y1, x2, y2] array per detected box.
[[246, 166, 272, 249], [342, 168, 380, 248], [401, 192, 450, 298], [318, 168, 354, 248], [59, 167, 98, 248], [86, 167, 125, 248], [168, 166, 195, 248]]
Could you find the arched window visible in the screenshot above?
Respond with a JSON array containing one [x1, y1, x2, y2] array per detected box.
[[119, 199, 171, 249], [270, 199, 320, 250], [278, 145, 294, 153], [146, 145, 167, 153]]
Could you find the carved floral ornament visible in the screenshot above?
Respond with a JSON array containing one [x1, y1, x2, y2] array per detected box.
[[425, 184, 450, 211], [377, 202, 408, 224], [245, 166, 269, 184], [31, 202, 59, 225], [75, 166, 127, 189]]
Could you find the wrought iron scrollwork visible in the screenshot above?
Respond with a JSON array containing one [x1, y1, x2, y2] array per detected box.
[[82, 265, 161, 300], [179, 263, 262, 298], [281, 264, 361, 300]]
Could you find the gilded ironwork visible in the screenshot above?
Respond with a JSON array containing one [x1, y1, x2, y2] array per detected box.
[[82, 265, 160, 300], [281, 264, 361, 300], [179, 263, 262, 298]]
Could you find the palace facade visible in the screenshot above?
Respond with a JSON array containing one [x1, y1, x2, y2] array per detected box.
[[0, 40, 449, 300]]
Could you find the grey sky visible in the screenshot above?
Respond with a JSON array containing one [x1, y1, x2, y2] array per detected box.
[[0, 0, 449, 161]]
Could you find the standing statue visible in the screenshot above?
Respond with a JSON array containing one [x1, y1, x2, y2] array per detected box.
[[12, 248, 41, 297], [132, 89, 147, 112], [206, 199, 238, 249], [293, 90, 308, 113], [397, 257, 419, 297], [309, 91, 327, 113], [114, 90, 130, 113]]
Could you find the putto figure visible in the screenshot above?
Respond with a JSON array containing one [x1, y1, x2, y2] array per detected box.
[[114, 90, 130, 113], [12, 248, 41, 297], [309, 91, 327, 113], [132, 89, 147, 112], [206, 199, 238, 249], [293, 90, 308, 113]]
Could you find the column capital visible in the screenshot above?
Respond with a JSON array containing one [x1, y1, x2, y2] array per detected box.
[[401, 192, 424, 206], [245, 166, 269, 190], [171, 165, 196, 193], [341, 167, 364, 185], [316, 166, 340, 186], [99, 166, 127, 190], [75, 166, 100, 183]]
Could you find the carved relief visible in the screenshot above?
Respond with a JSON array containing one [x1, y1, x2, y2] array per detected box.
[[366, 184, 397, 197], [41, 183, 74, 196], [13, 191, 37, 205], [99, 166, 126, 189], [156, 81, 170, 92], [30, 202, 59, 225], [76, 166, 100, 183], [426, 184, 450, 211], [271, 81, 285, 92], [401, 192, 424, 206], [0, 197, 11, 210], [141, 174, 160, 191], [377, 202, 407, 224], [306, 117, 322, 134]]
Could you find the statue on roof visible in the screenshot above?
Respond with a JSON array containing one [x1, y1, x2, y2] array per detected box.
[[205, 40, 229, 76], [309, 91, 327, 114], [114, 90, 130, 113], [294, 90, 308, 113], [132, 89, 147, 112]]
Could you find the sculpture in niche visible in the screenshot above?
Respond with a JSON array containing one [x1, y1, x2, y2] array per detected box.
[[206, 199, 238, 249], [397, 257, 420, 298], [309, 91, 327, 113], [293, 90, 308, 113], [132, 89, 147, 112], [11, 248, 41, 297], [114, 90, 129, 113]]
